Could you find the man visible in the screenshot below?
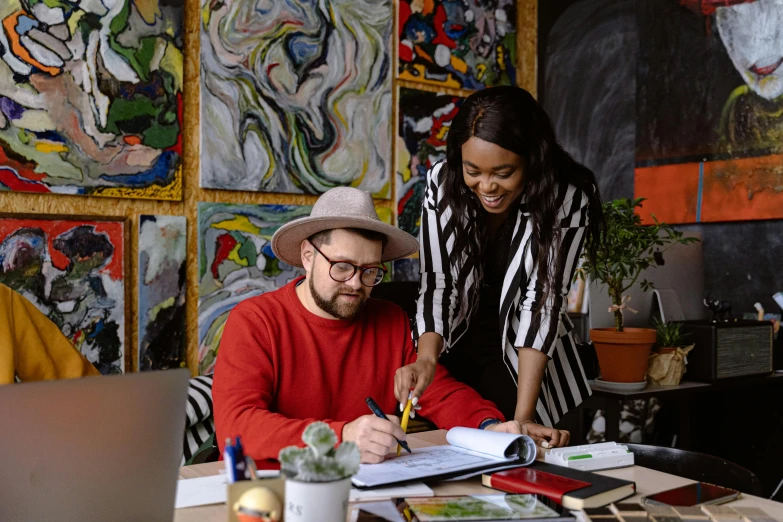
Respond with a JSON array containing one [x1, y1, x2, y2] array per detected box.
[[213, 187, 521, 463]]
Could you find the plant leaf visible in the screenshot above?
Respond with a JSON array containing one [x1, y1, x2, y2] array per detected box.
[[297, 455, 345, 482], [279, 446, 308, 477], [334, 441, 361, 477], [302, 421, 338, 456]]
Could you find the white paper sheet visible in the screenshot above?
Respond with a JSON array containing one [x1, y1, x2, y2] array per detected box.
[[175, 474, 228, 509], [352, 445, 507, 487], [446, 427, 536, 461], [175, 470, 280, 509], [350, 501, 406, 522], [349, 482, 434, 502], [351, 427, 537, 489]]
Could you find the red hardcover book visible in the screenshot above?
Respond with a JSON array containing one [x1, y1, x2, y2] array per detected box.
[[482, 463, 636, 509], [486, 467, 591, 503]]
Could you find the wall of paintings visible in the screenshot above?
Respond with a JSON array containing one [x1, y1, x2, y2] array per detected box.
[[0, 0, 536, 376]]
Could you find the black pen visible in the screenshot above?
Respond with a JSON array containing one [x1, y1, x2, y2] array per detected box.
[[365, 396, 412, 454]]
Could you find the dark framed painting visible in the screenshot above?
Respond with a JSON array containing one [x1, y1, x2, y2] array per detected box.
[[0, 214, 129, 374]]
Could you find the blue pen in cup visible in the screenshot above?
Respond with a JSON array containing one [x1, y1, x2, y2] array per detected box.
[[223, 436, 247, 482], [224, 437, 236, 483]]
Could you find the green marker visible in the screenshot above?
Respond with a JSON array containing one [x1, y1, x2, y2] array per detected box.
[[568, 454, 593, 460]]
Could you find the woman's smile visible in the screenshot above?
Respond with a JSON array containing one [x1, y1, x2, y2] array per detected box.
[[479, 193, 506, 208]]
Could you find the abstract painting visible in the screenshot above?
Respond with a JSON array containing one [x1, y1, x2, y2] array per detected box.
[[397, 88, 464, 238], [0, 216, 125, 374], [0, 0, 184, 200], [538, 0, 636, 202], [138, 215, 186, 371], [376, 206, 394, 282], [398, 0, 517, 89], [199, 0, 392, 197], [198, 203, 311, 375], [635, 0, 783, 224]]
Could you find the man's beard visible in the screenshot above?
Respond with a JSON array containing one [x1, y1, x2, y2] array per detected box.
[[309, 276, 367, 320]]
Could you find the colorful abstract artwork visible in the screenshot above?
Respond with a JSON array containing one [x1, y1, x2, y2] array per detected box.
[[0, 0, 184, 200], [397, 88, 464, 238], [398, 0, 517, 89], [375, 206, 394, 282], [198, 203, 311, 374], [635, 0, 783, 224], [138, 215, 186, 371], [0, 216, 125, 374], [199, 0, 392, 197]]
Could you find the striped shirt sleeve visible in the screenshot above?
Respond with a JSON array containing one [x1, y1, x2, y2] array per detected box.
[[514, 185, 589, 356], [413, 161, 459, 350]]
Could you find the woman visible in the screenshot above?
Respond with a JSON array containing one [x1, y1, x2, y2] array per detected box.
[[394, 86, 603, 447]]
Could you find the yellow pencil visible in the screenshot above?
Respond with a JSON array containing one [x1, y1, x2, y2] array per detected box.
[[398, 394, 413, 456]]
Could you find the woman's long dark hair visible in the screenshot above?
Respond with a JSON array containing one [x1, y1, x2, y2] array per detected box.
[[443, 86, 603, 310]]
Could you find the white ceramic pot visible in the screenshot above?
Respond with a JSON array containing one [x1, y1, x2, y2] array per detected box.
[[284, 476, 352, 522]]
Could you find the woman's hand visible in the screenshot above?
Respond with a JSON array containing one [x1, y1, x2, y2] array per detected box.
[[517, 419, 570, 448], [394, 356, 437, 408], [395, 333, 443, 409]]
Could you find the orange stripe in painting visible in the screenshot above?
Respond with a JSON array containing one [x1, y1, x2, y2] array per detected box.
[[414, 45, 433, 64], [2, 11, 61, 76], [634, 162, 700, 225], [700, 154, 783, 222]]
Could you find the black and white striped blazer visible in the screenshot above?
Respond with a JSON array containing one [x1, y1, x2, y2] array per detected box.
[[413, 161, 592, 426]]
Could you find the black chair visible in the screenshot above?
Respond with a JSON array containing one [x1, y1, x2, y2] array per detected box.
[[626, 444, 763, 495], [371, 281, 437, 433], [371, 282, 418, 320]]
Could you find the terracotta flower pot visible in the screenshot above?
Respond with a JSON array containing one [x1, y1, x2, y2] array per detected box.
[[590, 328, 657, 383], [656, 347, 676, 355]]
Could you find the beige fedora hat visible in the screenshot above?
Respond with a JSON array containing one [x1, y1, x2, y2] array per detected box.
[[271, 187, 419, 268]]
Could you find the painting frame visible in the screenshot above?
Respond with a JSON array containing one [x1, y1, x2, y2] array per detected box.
[[397, 0, 518, 90], [634, 0, 783, 224], [137, 214, 187, 372], [0, 0, 185, 201], [198, 0, 393, 197], [197, 202, 313, 375], [0, 212, 131, 374], [395, 86, 466, 239]]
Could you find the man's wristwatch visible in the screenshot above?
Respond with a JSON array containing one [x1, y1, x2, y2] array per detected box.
[[478, 418, 502, 430]]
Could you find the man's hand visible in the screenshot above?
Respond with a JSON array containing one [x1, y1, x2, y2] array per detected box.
[[484, 421, 523, 434], [517, 420, 570, 447], [394, 356, 436, 407], [342, 414, 406, 464]]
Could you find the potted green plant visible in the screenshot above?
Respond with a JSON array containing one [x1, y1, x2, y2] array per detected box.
[[279, 422, 360, 522], [654, 318, 690, 354], [649, 318, 695, 385], [581, 198, 698, 383]]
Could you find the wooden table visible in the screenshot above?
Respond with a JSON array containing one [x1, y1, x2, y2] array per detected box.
[[174, 430, 783, 522]]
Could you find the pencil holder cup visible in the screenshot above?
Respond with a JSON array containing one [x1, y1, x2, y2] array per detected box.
[[227, 477, 286, 522], [284, 476, 352, 522]]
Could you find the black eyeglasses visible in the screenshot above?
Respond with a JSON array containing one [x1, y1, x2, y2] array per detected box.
[[310, 243, 387, 287]]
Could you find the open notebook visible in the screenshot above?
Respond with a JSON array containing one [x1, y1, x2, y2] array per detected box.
[[352, 427, 537, 489]]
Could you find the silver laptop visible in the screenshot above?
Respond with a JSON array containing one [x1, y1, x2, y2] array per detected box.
[[0, 369, 189, 522]]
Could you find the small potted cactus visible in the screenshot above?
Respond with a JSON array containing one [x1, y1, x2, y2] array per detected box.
[[279, 422, 360, 522]]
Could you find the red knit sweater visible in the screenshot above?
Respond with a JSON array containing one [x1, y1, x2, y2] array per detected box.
[[213, 278, 504, 460]]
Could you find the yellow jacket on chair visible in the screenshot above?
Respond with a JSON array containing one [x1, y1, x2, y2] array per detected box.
[[0, 283, 100, 384]]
